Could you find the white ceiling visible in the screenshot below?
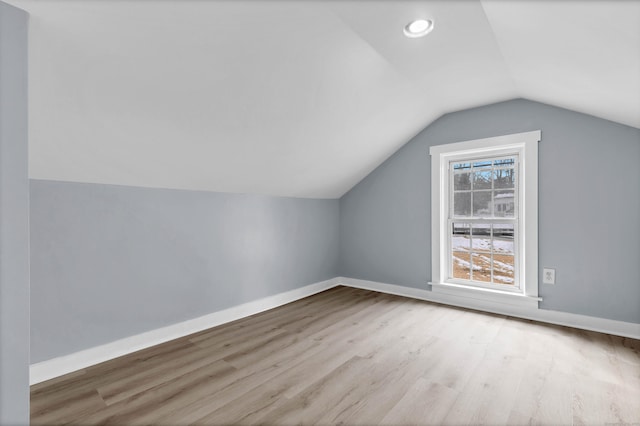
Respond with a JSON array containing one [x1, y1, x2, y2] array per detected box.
[[6, 0, 640, 198]]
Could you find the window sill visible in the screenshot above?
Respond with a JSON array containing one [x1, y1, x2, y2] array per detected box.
[[428, 281, 541, 309]]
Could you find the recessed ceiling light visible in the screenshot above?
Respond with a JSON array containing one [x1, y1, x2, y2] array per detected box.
[[403, 19, 434, 38]]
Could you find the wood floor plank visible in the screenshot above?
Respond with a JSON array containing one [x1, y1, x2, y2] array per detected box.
[[571, 371, 640, 425], [244, 355, 369, 425], [68, 359, 238, 425], [31, 339, 202, 409], [31, 286, 640, 425], [441, 353, 528, 425], [31, 388, 106, 425], [380, 378, 459, 425], [96, 341, 240, 405], [419, 335, 487, 392], [318, 336, 439, 425]]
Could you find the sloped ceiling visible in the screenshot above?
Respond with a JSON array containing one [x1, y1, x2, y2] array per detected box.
[[6, 0, 640, 198]]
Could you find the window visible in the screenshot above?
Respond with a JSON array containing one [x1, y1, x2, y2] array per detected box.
[[429, 131, 540, 309], [450, 156, 517, 290]]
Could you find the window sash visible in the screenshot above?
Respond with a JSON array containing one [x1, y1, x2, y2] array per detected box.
[[449, 154, 518, 220], [447, 219, 520, 292]]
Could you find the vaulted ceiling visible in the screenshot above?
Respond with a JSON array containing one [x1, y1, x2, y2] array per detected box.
[[6, 0, 640, 198]]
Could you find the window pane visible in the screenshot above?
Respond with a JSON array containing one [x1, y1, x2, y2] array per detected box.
[[494, 158, 515, 167], [452, 251, 472, 280], [493, 190, 515, 217], [493, 168, 515, 189], [471, 224, 491, 249], [452, 223, 470, 251], [473, 252, 492, 282], [473, 191, 492, 216], [453, 162, 471, 170], [471, 223, 491, 282], [493, 224, 514, 255], [493, 254, 514, 285], [471, 224, 491, 236], [473, 170, 492, 190], [471, 225, 492, 282], [454, 173, 471, 190], [473, 160, 492, 169], [454, 192, 471, 216]]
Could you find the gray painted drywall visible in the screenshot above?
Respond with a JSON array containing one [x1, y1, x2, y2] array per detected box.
[[30, 180, 339, 362], [0, 2, 30, 424], [340, 99, 640, 324]]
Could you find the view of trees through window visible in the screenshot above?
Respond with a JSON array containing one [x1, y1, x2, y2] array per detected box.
[[450, 156, 517, 286]]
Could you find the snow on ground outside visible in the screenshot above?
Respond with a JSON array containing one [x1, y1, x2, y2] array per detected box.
[[493, 258, 514, 272], [453, 256, 482, 271]]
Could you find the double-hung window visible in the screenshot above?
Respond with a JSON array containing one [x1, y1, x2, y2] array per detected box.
[[429, 131, 540, 309]]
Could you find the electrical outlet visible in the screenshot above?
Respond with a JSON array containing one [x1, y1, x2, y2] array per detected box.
[[543, 268, 555, 284]]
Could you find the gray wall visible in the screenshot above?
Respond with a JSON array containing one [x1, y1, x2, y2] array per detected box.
[[0, 2, 30, 424], [340, 99, 640, 324], [30, 180, 339, 363]]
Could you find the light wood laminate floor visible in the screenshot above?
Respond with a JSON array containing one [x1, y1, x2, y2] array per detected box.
[[32, 286, 640, 425]]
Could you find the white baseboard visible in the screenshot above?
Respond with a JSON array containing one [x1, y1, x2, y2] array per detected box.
[[30, 278, 341, 385], [337, 277, 640, 340]]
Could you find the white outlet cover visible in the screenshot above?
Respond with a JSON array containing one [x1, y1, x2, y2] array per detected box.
[[543, 268, 556, 284]]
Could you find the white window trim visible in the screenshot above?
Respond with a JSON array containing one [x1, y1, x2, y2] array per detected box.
[[429, 130, 540, 310]]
